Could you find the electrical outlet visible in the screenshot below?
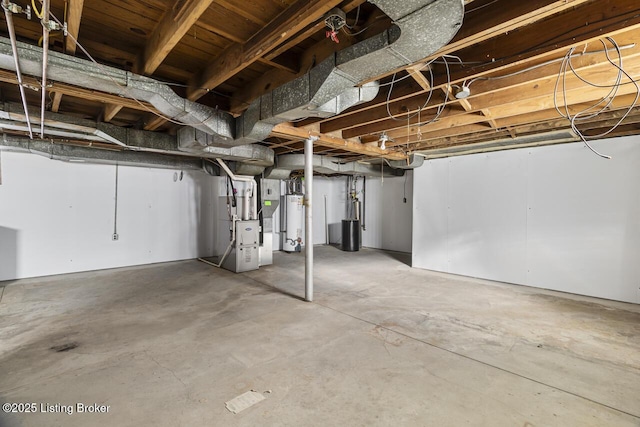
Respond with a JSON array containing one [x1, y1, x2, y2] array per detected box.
[[112, 233, 119, 241], [403, 197, 407, 203]]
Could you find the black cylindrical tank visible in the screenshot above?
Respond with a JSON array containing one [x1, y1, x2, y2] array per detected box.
[[341, 219, 360, 252]]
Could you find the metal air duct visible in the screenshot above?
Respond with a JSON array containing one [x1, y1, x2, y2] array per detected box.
[[0, 0, 463, 154], [0, 135, 206, 170], [264, 153, 424, 178]]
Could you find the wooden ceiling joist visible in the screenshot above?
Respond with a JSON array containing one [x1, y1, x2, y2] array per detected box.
[[320, 24, 640, 138], [135, 0, 215, 75], [2, 0, 639, 160], [51, 0, 84, 113], [212, 0, 268, 26], [271, 124, 406, 160], [318, 1, 640, 135], [360, 0, 595, 86], [187, 0, 344, 101], [103, 104, 123, 123], [64, 0, 85, 55]]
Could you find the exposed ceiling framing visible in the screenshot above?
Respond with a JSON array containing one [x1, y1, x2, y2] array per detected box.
[[0, 0, 637, 168]]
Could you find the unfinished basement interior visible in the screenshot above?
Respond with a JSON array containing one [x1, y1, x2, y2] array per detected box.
[[0, 0, 639, 425]]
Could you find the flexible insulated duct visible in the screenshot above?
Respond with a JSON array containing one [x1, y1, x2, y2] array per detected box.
[[0, 0, 463, 155], [0, 135, 205, 170], [0, 102, 274, 167]]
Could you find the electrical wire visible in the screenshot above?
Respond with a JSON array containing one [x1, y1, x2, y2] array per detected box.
[[345, 5, 360, 29], [457, 10, 640, 81], [342, 5, 370, 37], [31, 0, 42, 18], [341, 24, 371, 37], [464, 0, 500, 15], [553, 37, 640, 159], [379, 55, 456, 152], [464, 43, 636, 88]]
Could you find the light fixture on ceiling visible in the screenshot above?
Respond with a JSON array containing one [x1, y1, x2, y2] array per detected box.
[[378, 133, 391, 150], [452, 84, 471, 99]]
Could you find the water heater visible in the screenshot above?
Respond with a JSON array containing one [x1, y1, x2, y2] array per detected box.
[[284, 194, 304, 252]]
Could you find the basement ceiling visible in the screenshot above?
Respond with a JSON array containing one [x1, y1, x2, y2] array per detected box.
[[0, 0, 638, 165]]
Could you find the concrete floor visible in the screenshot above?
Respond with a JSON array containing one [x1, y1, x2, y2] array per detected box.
[[0, 246, 639, 427]]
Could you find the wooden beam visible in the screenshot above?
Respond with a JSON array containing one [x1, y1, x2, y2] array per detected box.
[[325, 30, 640, 137], [136, 0, 215, 75], [144, 115, 168, 131], [228, 0, 380, 114], [389, 89, 640, 147], [257, 57, 298, 74], [494, 94, 639, 128], [187, 0, 344, 101], [414, 108, 640, 153], [51, 92, 63, 113], [263, 0, 366, 62], [407, 65, 431, 91], [404, 94, 640, 146], [480, 109, 499, 129], [56, 0, 85, 113], [103, 104, 123, 122], [319, 1, 640, 134], [378, 63, 640, 144], [447, 0, 640, 84], [271, 124, 406, 160], [212, 0, 267, 26], [267, 138, 306, 150], [195, 21, 243, 43], [366, 0, 595, 84], [64, 0, 85, 55]]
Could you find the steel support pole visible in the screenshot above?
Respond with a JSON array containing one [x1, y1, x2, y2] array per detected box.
[[304, 136, 316, 302]]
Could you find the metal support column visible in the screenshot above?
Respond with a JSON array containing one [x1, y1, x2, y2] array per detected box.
[[304, 136, 316, 302]]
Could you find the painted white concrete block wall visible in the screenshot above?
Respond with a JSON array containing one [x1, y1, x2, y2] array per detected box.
[[413, 137, 640, 303], [362, 172, 413, 253], [0, 152, 215, 281]]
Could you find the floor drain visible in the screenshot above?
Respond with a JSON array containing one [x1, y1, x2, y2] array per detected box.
[[50, 342, 79, 352]]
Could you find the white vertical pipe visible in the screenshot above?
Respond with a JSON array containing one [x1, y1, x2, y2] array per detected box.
[[324, 194, 328, 244], [2, 0, 33, 139], [40, 0, 51, 138], [304, 136, 316, 302], [215, 158, 257, 220]]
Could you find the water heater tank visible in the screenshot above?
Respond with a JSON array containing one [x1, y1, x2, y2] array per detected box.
[[284, 194, 304, 252]]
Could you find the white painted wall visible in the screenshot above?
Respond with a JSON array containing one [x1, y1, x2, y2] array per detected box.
[[413, 137, 640, 303], [362, 172, 413, 253], [275, 174, 413, 252], [0, 152, 215, 281], [312, 176, 348, 245]]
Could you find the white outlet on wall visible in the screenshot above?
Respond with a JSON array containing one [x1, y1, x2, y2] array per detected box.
[[112, 233, 119, 241]]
